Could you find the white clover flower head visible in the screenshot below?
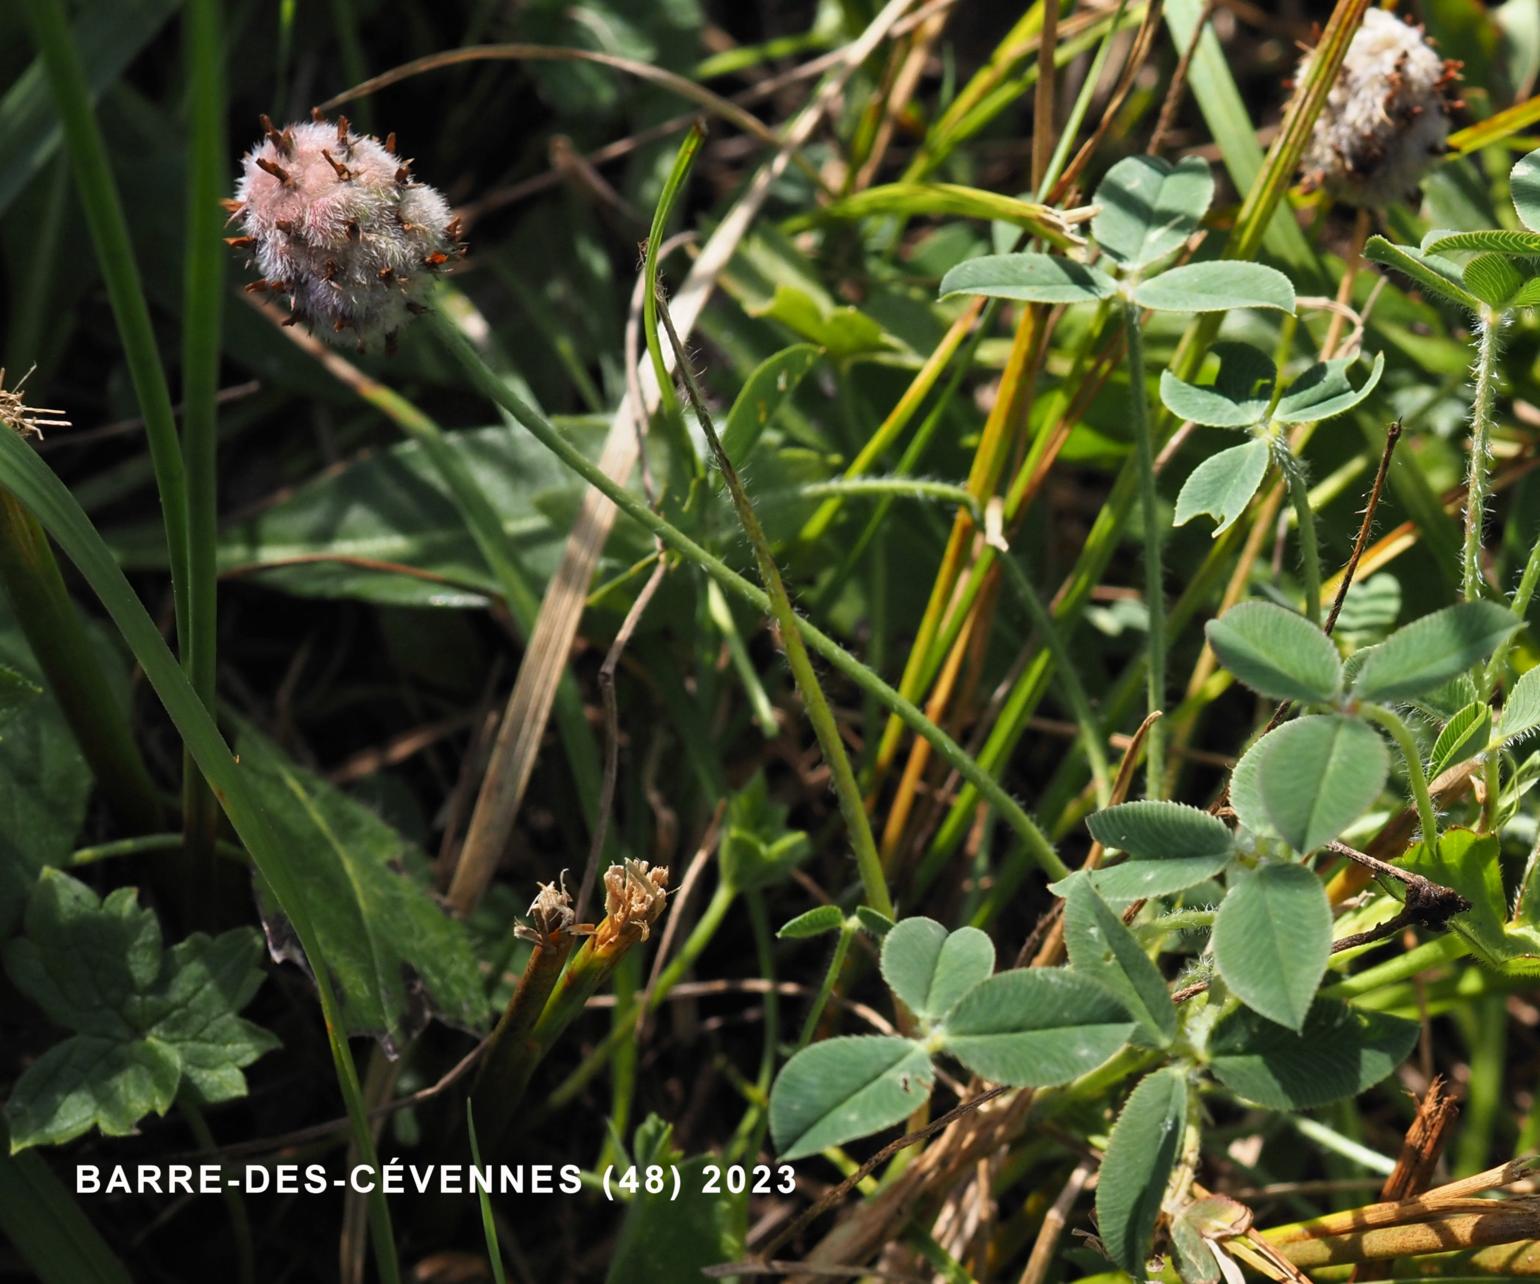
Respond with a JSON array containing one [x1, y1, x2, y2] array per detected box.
[[1297, 9, 1463, 207], [229, 113, 466, 352]]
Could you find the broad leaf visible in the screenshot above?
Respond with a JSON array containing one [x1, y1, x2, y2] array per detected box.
[[1426, 229, 1540, 255], [719, 774, 812, 893], [605, 1151, 744, 1283], [880, 917, 995, 1022], [1096, 1068, 1189, 1275], [1332, 572, 1402, 646], [3, 870, 278, 1151], [751, 285, 887, 357], [1501, 666, 1540, 744], [768, 1036, 933, 1160], [1131, 262, 1295, 314], [217, 425, 604, 609], [1512, 146, 1540, 233], [1085, 800, 1235, 862], [1464, 253, 1526, 308], [1062, 877, 1176, 1046], [1072, 854, 1236, 902], [236, 728, 488, 1053], [1364, 235, 1483, 313], [1209, 999, 1418, 1109], [719, 344, 822, 465], [1511, 276, 1540, 310], [1229, 730, 1276, 838], [0, 617, 93, 938], [1398, 829, 1508, 965], [1429, 701, 1494, 779], [778, 905, 845, 939], [1272, 350, 1386, 424], [938, 252, 1117, 304], [1091, 154, 1214, 270], [1174, 440, 1270, 535], [940, 969, 1135, 1085], [1205, 600, 1342, 703], [1352, 602, 1519, 702], [1257, 715, 1388, 853], [1212, 863, 1331, 1031], [1158, 342, 1274, 427]]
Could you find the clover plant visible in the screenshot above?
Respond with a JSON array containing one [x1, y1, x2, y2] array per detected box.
[[1162, 342, 1384, 621], [940, 155, 1295, 794]]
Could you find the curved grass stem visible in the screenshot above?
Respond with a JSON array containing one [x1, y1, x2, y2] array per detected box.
[[426, 306, 1069, 882], [655, 297, 892, 918]]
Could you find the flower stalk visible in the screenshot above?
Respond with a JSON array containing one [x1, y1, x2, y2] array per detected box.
[[472, 863, 669, 1152], [1464, 311, 1504, 602]]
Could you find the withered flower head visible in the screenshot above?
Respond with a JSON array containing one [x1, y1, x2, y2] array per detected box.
[[1297, 9, 1462, 207], [229, 113, 466, 351], [0, 368, 69, 441], [594, 860, 670, 951], [514, 871, 576, 945]]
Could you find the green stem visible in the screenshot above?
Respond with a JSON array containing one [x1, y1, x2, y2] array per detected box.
[[658, 300, 893, 918], [1124, 300, 1165, 796], [1360, 702, 1439, 848], [1463, 311, 1504, 602], [0, 492, 160, 832], [1324, 932, 1469, 998], [470, 930, 576, 1152], [996, 549, 1112, 804], [796, 918, 857, 1051], [179, 1102, 253, 1284], [1279, 444, 1322, 624], [728, 890, 778, 1164], [429, 307, 1067, 881], [796, 477, 980, 514], [180, 0, 227, 906], [71, 834, 245, 865]]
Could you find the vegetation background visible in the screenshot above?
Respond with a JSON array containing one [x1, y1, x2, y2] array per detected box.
[[5, 0, 1540, 1281]]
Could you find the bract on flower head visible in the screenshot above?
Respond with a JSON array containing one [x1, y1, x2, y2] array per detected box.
[[229, 113, 466, 352]]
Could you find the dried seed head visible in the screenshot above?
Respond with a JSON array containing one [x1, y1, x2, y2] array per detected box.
[[233, 117, 465, 350], [0, 368, 70, 441], [515, 871, 577, 945], [595, 860, 670, 950], [1297, 9, 1461, 207]]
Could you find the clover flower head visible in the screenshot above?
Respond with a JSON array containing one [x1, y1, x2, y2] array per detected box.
[[1297, 8, 1463, 207], [228, 113, 466, 351], [596, 860, 670, 950]]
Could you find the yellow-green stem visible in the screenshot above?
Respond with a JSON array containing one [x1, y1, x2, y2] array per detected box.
[[1124, 301, 1165, 796]]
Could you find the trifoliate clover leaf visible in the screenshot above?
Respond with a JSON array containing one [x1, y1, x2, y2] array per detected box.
[[3, 870, 279, 1151]]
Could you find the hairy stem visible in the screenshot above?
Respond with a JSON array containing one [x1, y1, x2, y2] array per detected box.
[[1278, 444, 1322, 624], [427, 305, 1068, 882], [1463, 312, 1504, 601], [658, 300, 892, 919]]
